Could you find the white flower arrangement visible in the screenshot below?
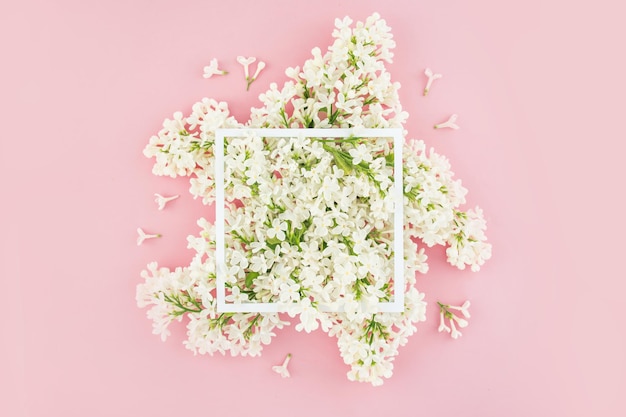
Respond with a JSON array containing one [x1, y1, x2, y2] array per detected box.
[[137, 13, 492, 386]]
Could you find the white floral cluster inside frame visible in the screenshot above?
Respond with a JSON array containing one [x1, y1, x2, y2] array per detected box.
[[137, 13, 492, 386], [213, 128, 406, 315]]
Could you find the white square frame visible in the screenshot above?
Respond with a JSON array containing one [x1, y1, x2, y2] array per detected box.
[[215, 128, 404, 313]]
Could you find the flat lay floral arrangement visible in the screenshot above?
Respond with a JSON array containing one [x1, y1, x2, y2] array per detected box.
[[136, 13, 492, 386]]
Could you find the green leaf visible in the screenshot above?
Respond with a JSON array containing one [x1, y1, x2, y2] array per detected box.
[[245, 271, 260, 289]]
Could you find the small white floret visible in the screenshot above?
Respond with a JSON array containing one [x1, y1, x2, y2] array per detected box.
[[203, 58, 228, 79], [438, 311, 451, 333], [423, 68, 443, 96], [272, 353, 292, 378], [252, 61, 266, 80], [154, 193, 179, 210], [434, 114, 460, 130], [137, 227, 161, 246], [237, 56, 265, 90], [236, 56, 256, 78]]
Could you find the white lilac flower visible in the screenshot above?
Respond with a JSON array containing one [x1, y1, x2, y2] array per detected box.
[[237, 56, 255, 77], [154, 193, 179, 210], [252, 61, 266, 82], [438, 301, 470, 339], [448, 300, 471, 318], [446, 209, 492, 271], [348, 143, 373, 165], [278, 282, 301, 303], [437, 311, 451, 333], [312, 215, 333, 237], [290, 298, 321, 333], [139, 13, 491, 386], [334, 262, 357, 287], [434, 114, 460, 130], [237, 56, 265, 91], [137, 227, 161, 245], [225, 286, 248, 304], [272, 353, 292, 378], [203, 58, 228, 78], [266, 218, 287, 241], [320, 176, 340, 202], [423, 68, 442, 96]]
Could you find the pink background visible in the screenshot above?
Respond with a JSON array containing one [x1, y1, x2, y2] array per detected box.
[[2, 0, 625, 415]]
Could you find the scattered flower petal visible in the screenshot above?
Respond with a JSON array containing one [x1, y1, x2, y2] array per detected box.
[[272, 353, 292, 378], [203, 58, 228, 79], [438, 311, 451, 333], [438, 301, 471, 339], [237, 56, 265, 90], [154, 193, 179, 210], [434, 114, 459, 130], [423, 68, 442, 96], [450, 320, 462, 339], [137, 227, 161, 246], [448, 300, 471, 318], [236, 56, 256, 78]]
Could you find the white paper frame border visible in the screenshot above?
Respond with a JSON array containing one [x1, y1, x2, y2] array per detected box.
[[215, 128, 404, 313]]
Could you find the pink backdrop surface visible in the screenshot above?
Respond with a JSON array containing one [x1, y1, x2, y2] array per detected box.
[[2, 0, 625, 416]]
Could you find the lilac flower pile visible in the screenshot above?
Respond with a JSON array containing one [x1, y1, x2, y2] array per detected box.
[[137, 13, 491, 386]]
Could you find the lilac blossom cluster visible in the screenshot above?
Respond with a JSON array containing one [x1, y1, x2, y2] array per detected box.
[[138, 13, 491, 386]]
